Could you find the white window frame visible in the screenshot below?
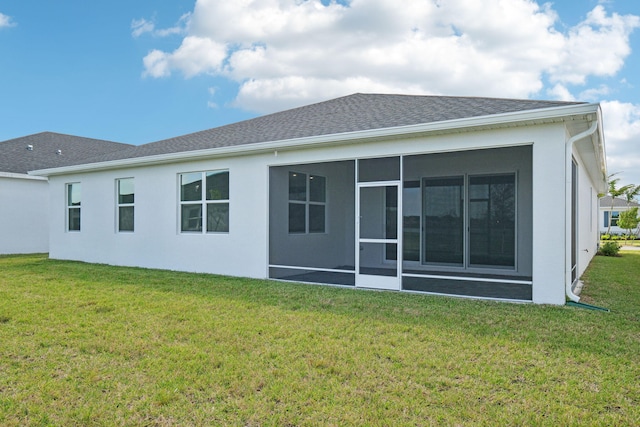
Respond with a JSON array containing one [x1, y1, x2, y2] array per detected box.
[[116, 178, 135, 233], [66, 182, 81, 232], [288, 172, 327, 234], [611, 211, 620, 227], [178, 170, 230, 234]]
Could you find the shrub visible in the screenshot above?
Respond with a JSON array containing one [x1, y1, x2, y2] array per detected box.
[[618, 207, 639, 236], [600, 234, 611, 240], [598, 241, 620, 257]]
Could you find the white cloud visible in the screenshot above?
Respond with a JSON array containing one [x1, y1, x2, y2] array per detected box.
[[131, 18, 155, 38], [234, 75, 424, 112], [549, 83, 612, 103], [140, 0, 640, 115], [0, 12, 16, 28], [547, 84, 576, 102], [548, 5, 639, 85], [601, 101, 640, 185], [579, 85, 611, 102], [143, 36, 227, 78], [132, 13, 190, 38], [189, 0, 345, 43], [142, 50, 171, 78], [207, 87, 218, 109]]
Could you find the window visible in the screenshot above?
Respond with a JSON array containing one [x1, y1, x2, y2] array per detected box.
[[288, 172, 326, 233], [67, 183, 81, 231], [117, 178, 134, 232], [418, 173, 516, 269], [604, 211, 619, 227], [179, 170, 229, 233]]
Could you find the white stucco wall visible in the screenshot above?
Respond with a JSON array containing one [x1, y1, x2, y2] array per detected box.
[[530, 126, 568, 304], [49, 155, 269, 279], [573, 147, 600, 280], [0, 173, 49, 254], [46, 121, 598, 305]]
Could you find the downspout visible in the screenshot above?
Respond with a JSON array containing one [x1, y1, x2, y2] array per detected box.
[[565, 120, 598, 302]]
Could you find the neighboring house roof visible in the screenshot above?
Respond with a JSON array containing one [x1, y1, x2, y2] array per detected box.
[[599, 196, 640, 209], [35, 93, 586, 170], [0, 132, 133, 174]]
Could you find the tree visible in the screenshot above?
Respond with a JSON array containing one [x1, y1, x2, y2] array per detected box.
[[623, 184, 640, 237], [618, 207, 639, 238], [606, 174, 634, 235], [624, 184, 640, 206]]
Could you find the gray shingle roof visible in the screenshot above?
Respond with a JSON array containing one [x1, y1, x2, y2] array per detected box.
[[22, 93, 586, 172], [599, 196, 640, 208], [0, 132, 133, 174], [75, 93, 584, 167]]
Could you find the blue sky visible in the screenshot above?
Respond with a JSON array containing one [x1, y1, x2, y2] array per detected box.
[[1, 0, 640, 185]]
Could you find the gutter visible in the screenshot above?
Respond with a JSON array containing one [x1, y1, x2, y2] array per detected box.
[[565, 120, 599, 302], [30, 103, 601, 177], [585, 106, 608, 194]]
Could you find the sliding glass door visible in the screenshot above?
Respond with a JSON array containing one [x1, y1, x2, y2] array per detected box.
[[469, 175, 516, 267], [420, 173, 516, 269], [423, 177, 464, 265]]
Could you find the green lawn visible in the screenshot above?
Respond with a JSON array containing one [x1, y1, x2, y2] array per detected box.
[[0, 253, 638, 426]]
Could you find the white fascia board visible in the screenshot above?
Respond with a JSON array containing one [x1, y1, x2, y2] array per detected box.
[[0, 171, 48, 181], [31, 103, 601, 177]]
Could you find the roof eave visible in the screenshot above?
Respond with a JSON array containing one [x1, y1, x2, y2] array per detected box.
[[1, 171, 48, 181], [30, 102, 600, 177]]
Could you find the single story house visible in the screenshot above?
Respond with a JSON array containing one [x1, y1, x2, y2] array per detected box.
[[31, 93, 607, 305], [599, 195, 640, 235], [0, 132, 132, 254]]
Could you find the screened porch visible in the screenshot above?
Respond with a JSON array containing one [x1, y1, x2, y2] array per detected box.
[[268, 145, 533, 301]]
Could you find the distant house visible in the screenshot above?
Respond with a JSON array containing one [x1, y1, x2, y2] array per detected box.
[[0, 132, 132, 254], [30, 93, 607, 305], [599, 196, 640, 235]]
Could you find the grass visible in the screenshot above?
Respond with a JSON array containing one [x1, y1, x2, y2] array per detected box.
[[0, 253, 638, 426]]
